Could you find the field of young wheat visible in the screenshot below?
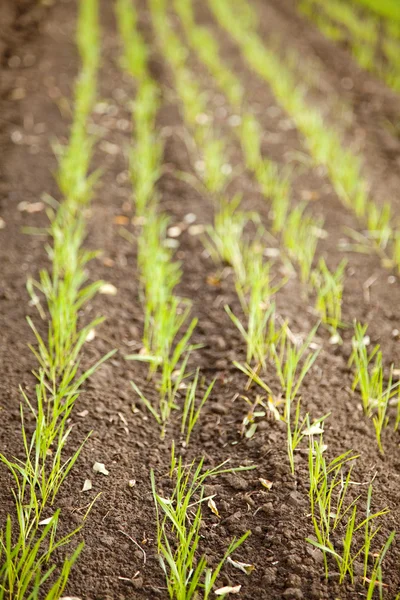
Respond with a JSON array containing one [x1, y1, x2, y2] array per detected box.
[[1, 0, 400, 598]]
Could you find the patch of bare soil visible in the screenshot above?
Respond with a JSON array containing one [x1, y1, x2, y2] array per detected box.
[[1, 1, 400, 599]]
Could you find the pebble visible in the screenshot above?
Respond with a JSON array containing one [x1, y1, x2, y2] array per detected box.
[[310, 584, 322, 599], [283, 588, 303, 599], [215, 358, 228, 369], [101, 535, 115, 548], [261, 502, 274, 517], [225, 507, 241, 521], [11, 130, 23, 144], [225, 474, 249, 491], [131, 576, 144, 589], [261, 567, 277, 585], [211, 402, 228, 415], [353, 561, 363, 576], [287, 491, 302, 507], [288, 574, 302, 587], [306, 546, 324, 564]]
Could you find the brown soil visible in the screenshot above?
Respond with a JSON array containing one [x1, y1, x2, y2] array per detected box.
[[1, 1, 400, 599]]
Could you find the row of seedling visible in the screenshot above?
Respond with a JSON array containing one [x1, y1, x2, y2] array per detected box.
[[307, 432, 395, 596], [0, 1, 116, 597], [117, 0, 204, 441], [145, 3, 397, 596], [299, 0, 400, 93], [151, 446, 254, 599], [176, 2, 399, 592], [148, 0, 348, 478], [173, 0, 322, 285], [350, 321, 400, 453], [172, 0, 348, 340], [115, 6, 253, 596], [210, 0, 400, 274]]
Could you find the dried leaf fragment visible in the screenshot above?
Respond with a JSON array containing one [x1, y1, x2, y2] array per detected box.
[[267, 398, 281, 421], [18, 201, 45, 213], [227, 556, 255, 574], [215, 585, 241, 595], [86, 329, 96, 342], [93, 462, 109, 476], [303, 423, 324, 436], [39, 516, 54, 525], [362, 577, 388, 588], [114, 215, 129, 225], [188, 224, 205, 236], [208, 497, 220, 518], [167, 226, 182, 238], [206, 274, 221, 286], [245, 423, 257, 439], [259, 478, 273, 490], [99, 283, 117, 296], [82, 479, 92, 492]]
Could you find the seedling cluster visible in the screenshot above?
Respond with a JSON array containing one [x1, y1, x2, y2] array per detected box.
[[1, 0, 400, 597], [0, 1, 114, 596], [300, 0, 400, 93]]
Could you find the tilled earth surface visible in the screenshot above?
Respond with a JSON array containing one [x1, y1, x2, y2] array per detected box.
[[1, 1, 400, 599]]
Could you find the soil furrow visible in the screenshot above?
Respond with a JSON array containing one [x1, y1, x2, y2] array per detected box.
[[1, 1, 400, 599]]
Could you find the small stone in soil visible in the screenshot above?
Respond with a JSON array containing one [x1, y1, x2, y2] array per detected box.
[[306, 546, 324, 563], [225, 474, 249, 491], [283, 588, 303, 599], [261, 567, 277, 585]]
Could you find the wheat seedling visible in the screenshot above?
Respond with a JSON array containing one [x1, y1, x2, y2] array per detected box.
[[181, 369, 215, 446], [311, 258, 346, 336], [349, 322, 400, 451], [209, 0, 400, 270], [307, 435, 391, 584], [204, 195, 257, 284], [0, 0, 111, 595], [282, 203, 323, 284], [234, 322, 319, 472], [151, 453, 252, 599], [225, 243, 286, 367]]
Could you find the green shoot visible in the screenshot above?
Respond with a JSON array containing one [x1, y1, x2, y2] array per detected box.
[[116, 0, 148, 79], [271, 323, 320, 472], [307, 436, 390, 584], [174, 0, 244, 110], [181, 369, 216, 446], [125, 207, 198, 436], [0, 0, 109, 596], [234, 322, 320, 472], [256, 159, 292, 233], [204, 195, 257, 284], [270, 322, 320, 407], [130, 80, 163, 215], [311, 258, 346, 336], [151, 454, 252, 599], [209, 0, 400, 271], [366, 530, 396, 600], [240, 113, 262, 172], [117, 4, 197, 437], [200, 137, 231, 197], [225, 245, 286, 367], [282, 204, 323, 284], [349, 322, 400, 451], [0, 513, 84, 600], [150, 0, 209, 143], [366, 201, 393, 251]]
